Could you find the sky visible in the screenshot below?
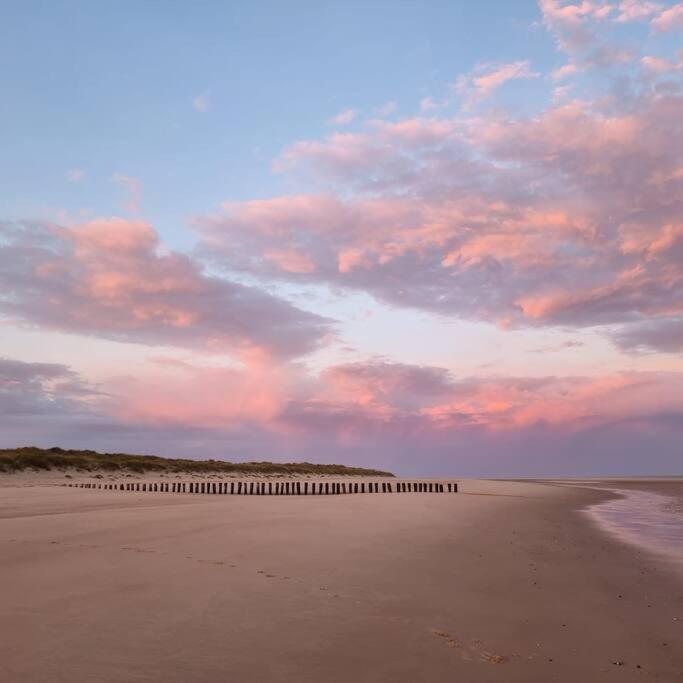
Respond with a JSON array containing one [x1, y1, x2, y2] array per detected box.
[[1, 0, 682, 476]]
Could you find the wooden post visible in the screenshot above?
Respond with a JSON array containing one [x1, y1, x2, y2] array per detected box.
[[304, 482, 308, 495]]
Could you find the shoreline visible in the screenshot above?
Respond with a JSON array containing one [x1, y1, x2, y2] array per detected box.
[[1, 479, 681, 682]]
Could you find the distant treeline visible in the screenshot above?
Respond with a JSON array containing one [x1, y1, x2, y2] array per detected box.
[[0, 446, 394, 477]]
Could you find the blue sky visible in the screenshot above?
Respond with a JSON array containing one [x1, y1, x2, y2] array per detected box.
[[2, 1, 553, 245]]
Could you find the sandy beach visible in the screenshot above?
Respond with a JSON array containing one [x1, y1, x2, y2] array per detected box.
[[1, 478, 681, 682]]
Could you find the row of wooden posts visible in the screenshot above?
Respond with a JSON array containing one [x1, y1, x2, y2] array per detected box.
[[66, 480, 458, 495]]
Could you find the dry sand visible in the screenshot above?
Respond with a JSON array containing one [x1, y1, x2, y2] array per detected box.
[[0, 478, 681, 682]]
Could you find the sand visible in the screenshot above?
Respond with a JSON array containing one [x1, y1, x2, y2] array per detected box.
[[0, 478, 681, 682]]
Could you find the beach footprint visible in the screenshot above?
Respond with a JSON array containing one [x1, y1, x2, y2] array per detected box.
[[430, 629, 509, 664]]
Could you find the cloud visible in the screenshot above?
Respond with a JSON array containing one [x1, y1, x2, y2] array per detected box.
[[192, 93, 210, 112], [94, 355, 683, 440], [329, 109, 357, 126], [0, 357, 99, 417], [615, 0, 662, 23], [197, 87, 683, 339], [0, 219, 332, 361], [651, 3, 683, 31], [641, 55, 682, 74], [66, 168, 85, 183], [376, 101, 397, 116], [193, 8, 683, 350], [539, 1, 642, 69], [455, 61, 540, 105], [529, 340, 585, 353], [2, 354, 682, 475], [551, 63, 579, 80], [610, 318, 683, 353], [538, 0, 609, 54], [112, 173, 144, 215]]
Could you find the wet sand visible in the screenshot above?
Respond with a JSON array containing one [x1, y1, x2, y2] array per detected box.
[[1, 479, 681, 682]]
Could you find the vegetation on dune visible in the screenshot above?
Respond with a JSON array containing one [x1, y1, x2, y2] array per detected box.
[[0, 446, 394, 477]]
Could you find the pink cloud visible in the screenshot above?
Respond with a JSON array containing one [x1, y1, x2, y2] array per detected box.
[[0, 218, 332, 360], [196, 61, 683, 349], [100, 357, 683, 437], [112, 173, 144, 215], [3, 355, 683, 475], [615, 0, 662, 23], [455, 61, 540, 105], [651, 3, 683, 31], [329, 109, 357, 126]]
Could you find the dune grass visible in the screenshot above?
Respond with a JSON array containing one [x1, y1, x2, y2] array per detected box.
[[0, 446, 394, 477]]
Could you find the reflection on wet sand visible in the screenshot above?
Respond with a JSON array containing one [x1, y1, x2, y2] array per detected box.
[[585, 488, 683, 568]]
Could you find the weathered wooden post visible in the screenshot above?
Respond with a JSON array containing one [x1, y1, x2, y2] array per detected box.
[[303, 482, 308, 495]]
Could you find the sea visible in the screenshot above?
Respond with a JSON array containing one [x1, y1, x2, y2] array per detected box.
[[584, 484, 683, 568]]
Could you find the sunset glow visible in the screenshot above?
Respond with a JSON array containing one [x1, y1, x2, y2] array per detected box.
[[2, 1, 682, 475]]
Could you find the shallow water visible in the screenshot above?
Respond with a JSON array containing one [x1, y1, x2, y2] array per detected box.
[[585, 488, 683, 568]]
